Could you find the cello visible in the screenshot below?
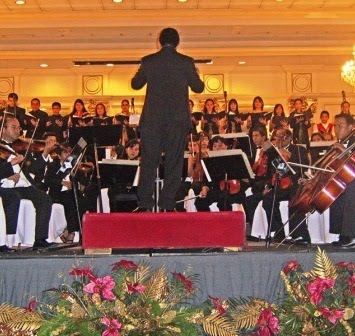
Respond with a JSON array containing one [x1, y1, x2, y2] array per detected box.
[[289, 129, 355, 214]]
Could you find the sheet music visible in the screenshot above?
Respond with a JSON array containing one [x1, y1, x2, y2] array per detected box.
[[212, 132, 249, 139], [133, 166, 140, 187], [200, 159, 211, 182], [310, 140, 336, 148], [129, 114, 141, 125], [100, 159, 139, 166]]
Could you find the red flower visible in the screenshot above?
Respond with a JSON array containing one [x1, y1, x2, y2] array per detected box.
[[318, 307, 344, 325], [336, 262, 355, 271], [83, 275, 116, 301], [69, 266, 95, 280], [172, 272, 193, 293], [257, 308, 279, 335], [307, 277, 335, 305], [126, 281, 145, 294], [282, 260, 300, 275], [348, 274, 355, 296], [101, 316, 122, 336], [111, 259, 138, 271], [25, 298, 37, 312], [209, 296, 226, 315]]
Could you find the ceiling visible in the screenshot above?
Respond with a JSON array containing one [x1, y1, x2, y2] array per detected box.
[[0, 0, 354, 72]]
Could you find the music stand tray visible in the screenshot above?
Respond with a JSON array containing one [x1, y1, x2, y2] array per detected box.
[[68, 125, 122, 147], [201, 149, 255, 182]]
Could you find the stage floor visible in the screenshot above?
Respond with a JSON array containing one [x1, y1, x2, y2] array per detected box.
[[1, 242, 354, 308]]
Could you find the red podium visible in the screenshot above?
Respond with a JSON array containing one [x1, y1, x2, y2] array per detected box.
[[82, 211, 245, 254]]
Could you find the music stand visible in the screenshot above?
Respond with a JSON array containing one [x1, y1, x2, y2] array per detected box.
[[201, 149, 254, 211], [212, 133, 253, 157], [261, 141, 296, 247], [99, 159, 140, 211], [68, 125, 122, 212]]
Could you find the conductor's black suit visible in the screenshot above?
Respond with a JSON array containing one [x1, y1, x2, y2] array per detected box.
[[131, 43, 204, 210]]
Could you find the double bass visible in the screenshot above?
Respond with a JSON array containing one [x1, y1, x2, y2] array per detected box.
[[290, 129, 355, 214]]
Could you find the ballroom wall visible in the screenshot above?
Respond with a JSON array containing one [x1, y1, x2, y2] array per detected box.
[[0, 62, 353, 124]]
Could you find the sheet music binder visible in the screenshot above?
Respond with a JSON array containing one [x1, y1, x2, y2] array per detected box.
[[201, 149, 255, 183]]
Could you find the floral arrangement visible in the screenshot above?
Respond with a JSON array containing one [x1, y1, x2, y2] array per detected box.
[[0, 248, 354, 336], [202, 247, 355, 336]]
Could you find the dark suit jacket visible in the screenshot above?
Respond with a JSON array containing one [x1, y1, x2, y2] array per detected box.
[[131, 45, 204, 129]]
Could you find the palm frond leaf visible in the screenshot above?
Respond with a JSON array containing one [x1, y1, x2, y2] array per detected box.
[[292, 305, 311, 321], [202, 312, 237, 336], [134, 262, 151, 284], [142, 266, 168, 301], [0, 304, 43, 332], [311, 247, 337, 279]]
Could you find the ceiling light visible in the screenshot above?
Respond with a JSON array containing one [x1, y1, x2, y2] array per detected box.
[[178, 0, 188, 2], [238, 61, 246, 65], [106, 63, 114, 67], [15, 0, 25, 4], [341, 58, 355, 87], [40, 63, 48, 68], [112, 0, 123, 3]]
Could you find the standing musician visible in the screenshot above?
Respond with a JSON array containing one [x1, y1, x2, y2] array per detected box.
[[0, 93, 26, 129], [0, 116, 53, 250], [131, 27, 204, 212], [329, 113, 355, 248], [114, 99, 137, 145], [341, 101, 351, 115], [201, 98, 219, 137], [46, 102, 67, 143], [262, 128, 310, 243], [226, 98, 244, 133], [289, 98, 312, 148], [23, 98, 48, 139]]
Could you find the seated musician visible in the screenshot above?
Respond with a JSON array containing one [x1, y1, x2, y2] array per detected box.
[[195, 136, 246, 211], [0, 116, 52, 250], [244, 127, 272, 228], [330, 113, 354, 248], [44, 143, 89, 244], [262, 128, 310, 244], [107, 139, 140, 212]]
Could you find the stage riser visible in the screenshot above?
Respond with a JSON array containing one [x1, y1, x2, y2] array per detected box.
[[82, 211, 246, 250]]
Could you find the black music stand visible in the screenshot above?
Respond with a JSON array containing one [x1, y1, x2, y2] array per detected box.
[[68, 125, 122, 212], [261, 141, 296, 247], [99, 159, 139, 212], [201, 149, 254, 210]]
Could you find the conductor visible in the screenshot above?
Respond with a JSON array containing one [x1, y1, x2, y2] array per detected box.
[[131, 27, 204, 211]]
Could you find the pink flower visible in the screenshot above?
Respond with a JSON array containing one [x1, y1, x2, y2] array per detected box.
[[69, 266, 95, 280], [83, 275, 116, 301], [336, 262, 355, 271], [111, 259, 138, 271], [307, 277, 335, 305], [209, 296, 226, 315], [257, 308, 279, 335], [318, 307, 344, 325], [282, 260, 300, 275], [126, 281, 145, 294], [101, 316, 122, 336], [172, 272, 193, 293], [348, 274, 355, 295]]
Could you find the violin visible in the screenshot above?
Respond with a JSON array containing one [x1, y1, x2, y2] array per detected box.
[[12, 138, 60, 158], [0, 143, 18, 160], [271, 173, 292, 190], [219, 179, 241, 195]]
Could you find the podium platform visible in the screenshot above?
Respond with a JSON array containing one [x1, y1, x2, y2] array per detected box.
[[82, 211, 246, 254]]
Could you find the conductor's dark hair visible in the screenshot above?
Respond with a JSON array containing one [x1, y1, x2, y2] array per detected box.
[[335, 113, 354, 126], [159, 27, 180, 48]]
